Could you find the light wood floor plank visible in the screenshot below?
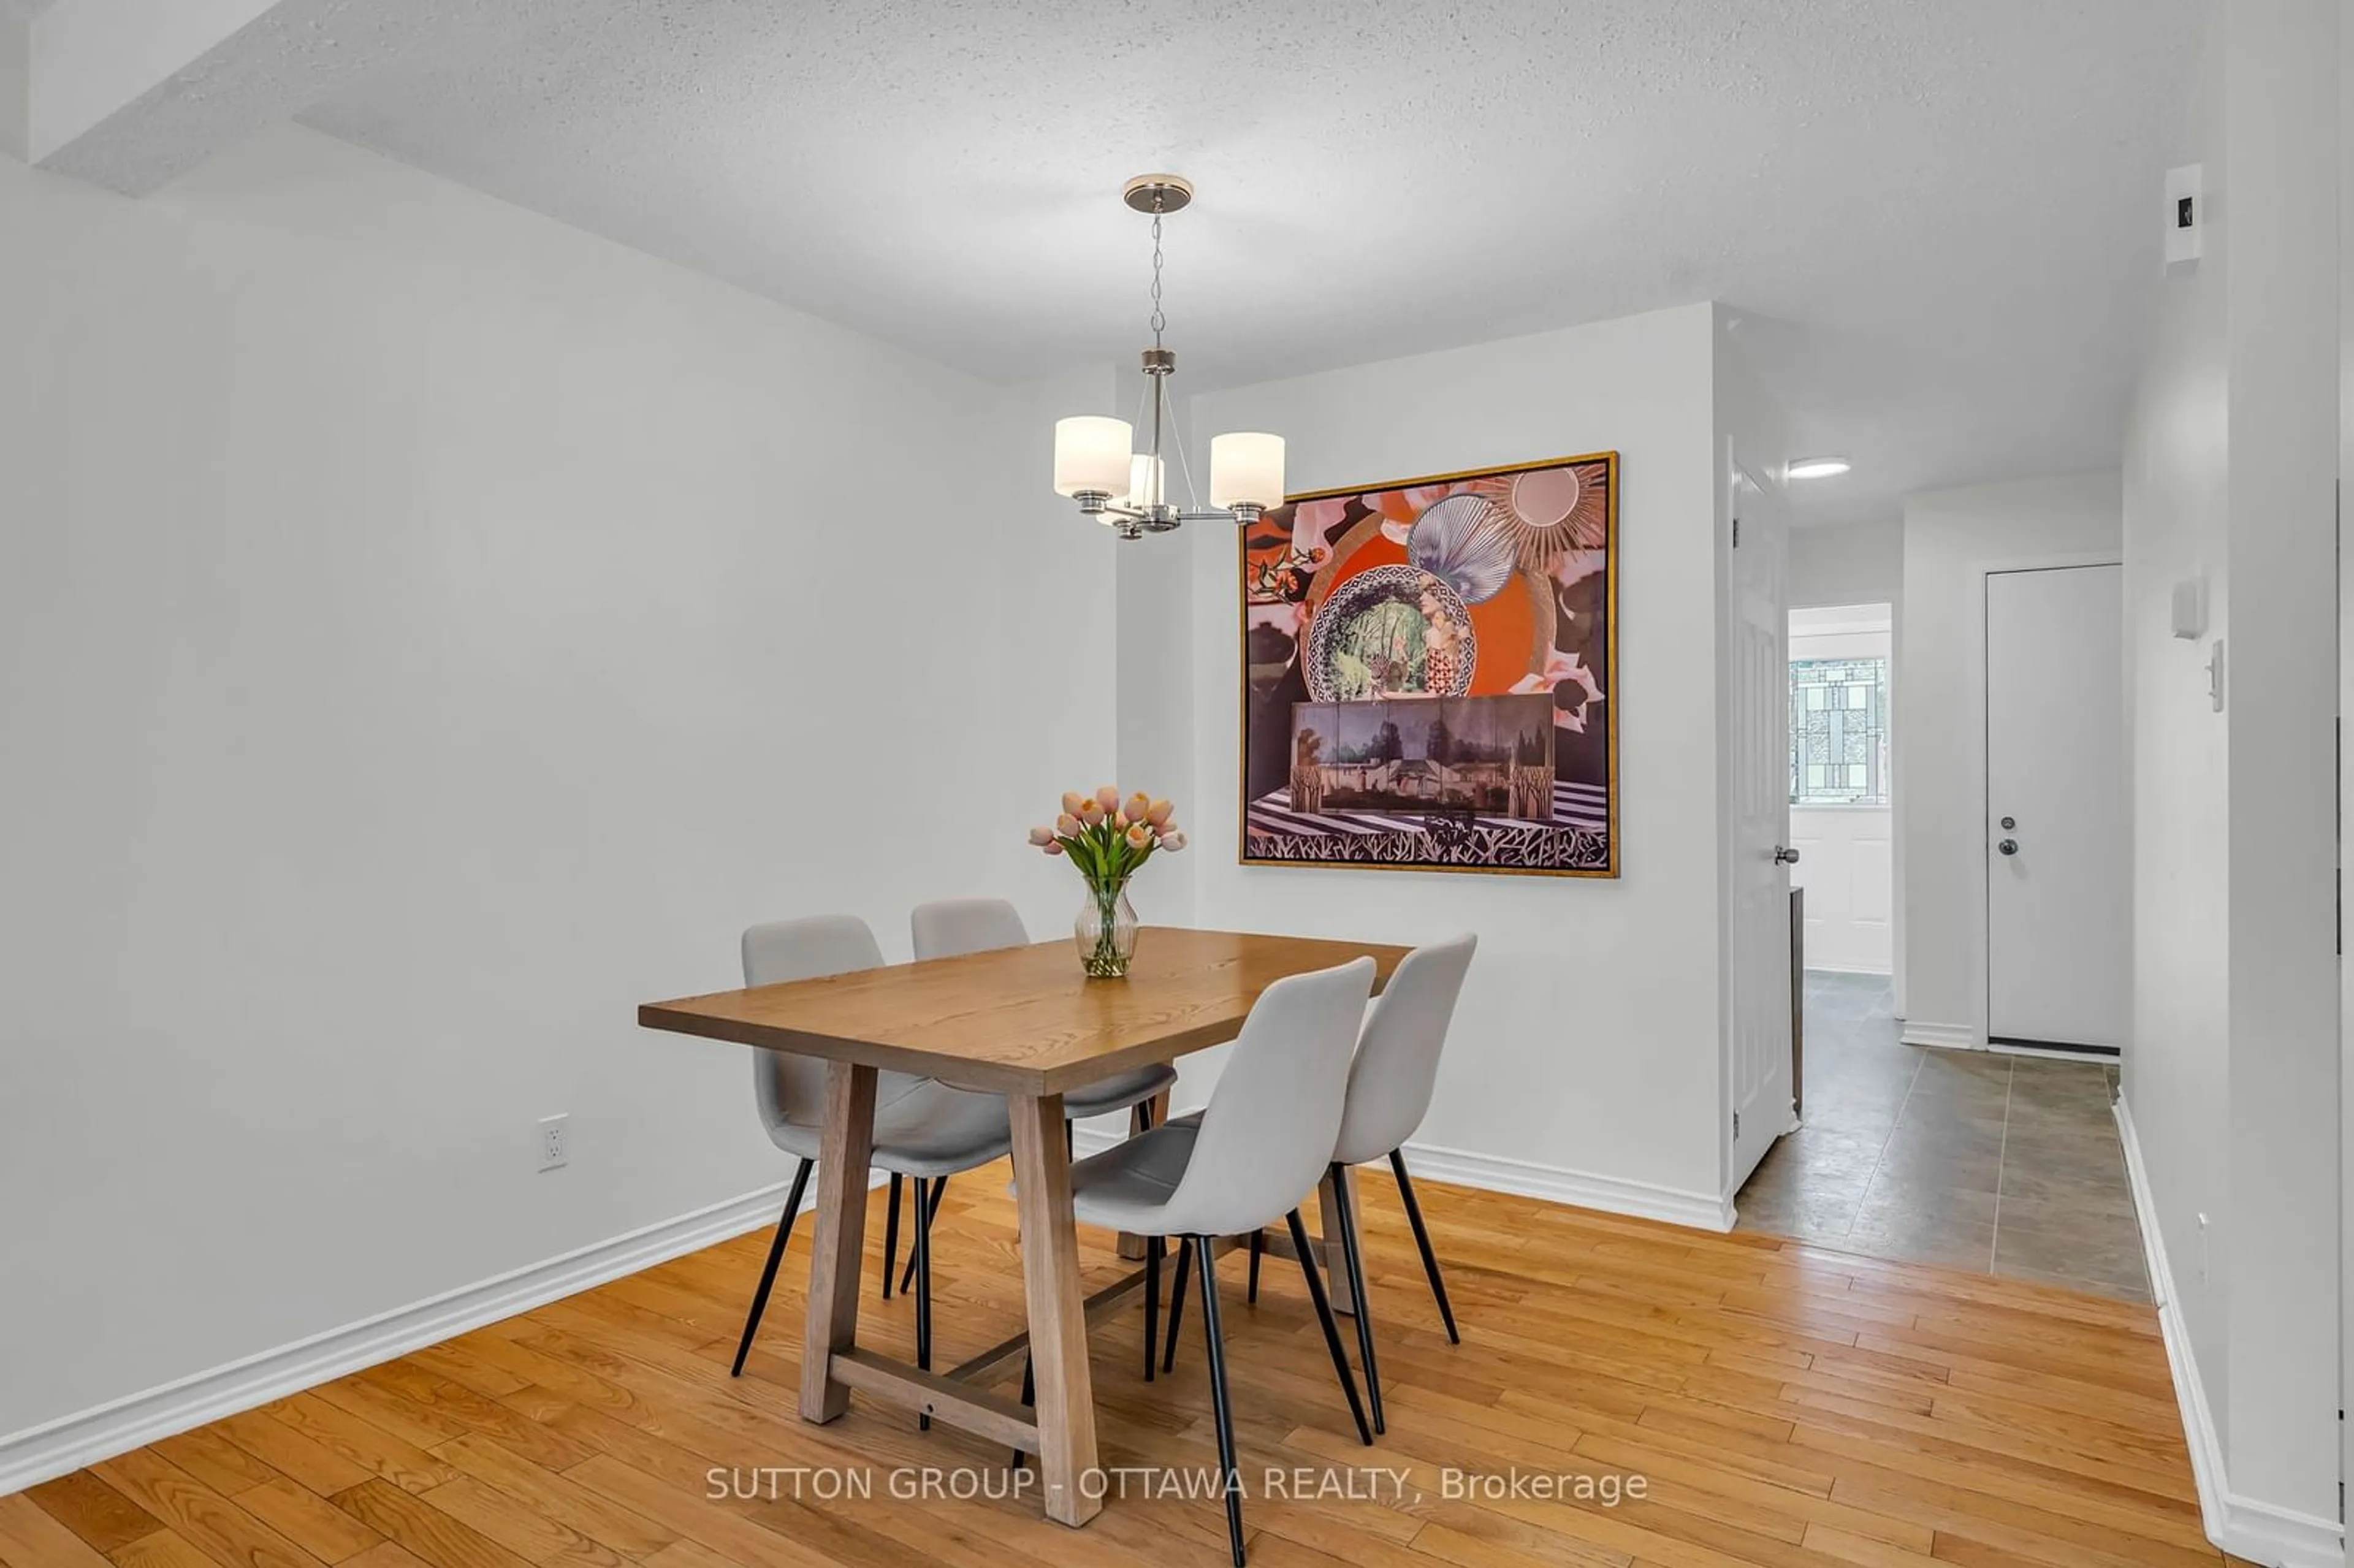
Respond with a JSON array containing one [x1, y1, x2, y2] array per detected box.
[[0, 1491, 116, 1568], [105, 1530, 222, 1568], [88, 1448, 326, 1568], [230, 1477, 386, 1565], [25, 1471, 164, 1556]]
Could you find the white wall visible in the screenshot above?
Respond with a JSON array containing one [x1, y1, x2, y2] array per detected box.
[[1788, 613, 1893, 975], [2125, 0, 2236, 1469], [2128, 0, 2344, 1553], [0, 17, 27, 164], [2213, 0, 2338, 1530], [0, 124, 1113, 1450], [2123, 1, 2341, 1556], [1175, 303, 1740, 1220], [1897, 471, 2122, 1045], [1790, 519, 1902, 611]]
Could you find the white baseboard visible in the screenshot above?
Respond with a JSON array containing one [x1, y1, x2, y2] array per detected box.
[[0, 1174, 867, 1498], [1399, 1140, 1735, 1232], [1804, 963, 1894, 978], [2114, 1098, 2346, 1568], [1077, 1128, 1734, 1233], [1898, 1019, 1979, 1049]]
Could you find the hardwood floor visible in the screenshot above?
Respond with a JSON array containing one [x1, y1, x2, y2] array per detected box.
[[2, 1162, 2241, 1567]]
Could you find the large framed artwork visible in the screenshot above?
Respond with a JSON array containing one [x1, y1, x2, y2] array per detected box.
[[1238, 452, 1619, 877]]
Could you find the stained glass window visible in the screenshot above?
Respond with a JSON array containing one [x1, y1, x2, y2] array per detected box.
[[1789, 657, 1889, 805]]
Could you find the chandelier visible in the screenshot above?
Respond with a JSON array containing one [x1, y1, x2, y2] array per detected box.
[[1052, 175, 1285, 539]]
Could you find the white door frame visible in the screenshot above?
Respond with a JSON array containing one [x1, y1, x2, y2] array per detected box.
[[1961, 550, 2125, 1051], [2338, 0, 2352, 1521]]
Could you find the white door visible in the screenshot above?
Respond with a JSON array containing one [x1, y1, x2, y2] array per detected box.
[[1727, 459, 1794, 1189], [1985, 565, 2128, 1049], [1789, 809, 1895, 971]]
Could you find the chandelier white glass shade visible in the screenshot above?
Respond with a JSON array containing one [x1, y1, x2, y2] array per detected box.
[[1052, 175, 1285, 539]]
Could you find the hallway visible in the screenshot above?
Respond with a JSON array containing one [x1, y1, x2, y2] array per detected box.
[[1735, 972, 2149, 1301]]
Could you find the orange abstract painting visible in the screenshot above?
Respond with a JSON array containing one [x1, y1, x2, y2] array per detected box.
[[1239, 452, 1618, 875]]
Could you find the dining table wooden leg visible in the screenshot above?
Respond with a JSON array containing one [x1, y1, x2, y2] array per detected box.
[[1317, 1165, 1362, 1316], [1009, 1089, 1102, 1528], [798, 1059, 878, 1423]]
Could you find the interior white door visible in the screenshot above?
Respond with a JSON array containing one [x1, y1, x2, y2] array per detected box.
[[1727, 459, 1794, 1189], [1984, 564, 2128, 1049]]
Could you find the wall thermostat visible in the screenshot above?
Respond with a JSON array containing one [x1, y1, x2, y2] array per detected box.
[[2165, 164, 2203, 275]]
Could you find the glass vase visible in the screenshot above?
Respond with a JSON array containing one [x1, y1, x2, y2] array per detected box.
[[1075, 880, 1139, 978]]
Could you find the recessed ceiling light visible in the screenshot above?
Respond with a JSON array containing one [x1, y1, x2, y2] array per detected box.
[[1788, 457, 1852, 479]]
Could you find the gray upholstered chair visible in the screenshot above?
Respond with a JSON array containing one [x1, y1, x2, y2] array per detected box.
[[1162, 934, 1477, 1434], [1062, 956, 1377, 1568], [896, 897, 1179, 1296], [1320, 932, 1479, 1432], [731, 915, 1013, 1424]]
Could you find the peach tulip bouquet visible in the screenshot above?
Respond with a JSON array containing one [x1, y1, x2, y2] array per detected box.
[[1029, 786, 1186, 977]]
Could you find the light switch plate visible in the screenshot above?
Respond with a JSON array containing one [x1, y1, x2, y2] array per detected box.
[[2171, 574, 2207, 639]]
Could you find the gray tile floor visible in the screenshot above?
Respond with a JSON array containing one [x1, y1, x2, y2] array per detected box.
[[1734, 971, 2150, 1302]]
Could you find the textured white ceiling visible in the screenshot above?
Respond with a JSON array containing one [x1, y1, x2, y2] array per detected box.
[[0, 0, 63, 18], [245, 2, 2195, 526]]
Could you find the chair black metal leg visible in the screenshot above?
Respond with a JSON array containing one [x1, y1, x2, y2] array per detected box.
[[1011, 1353, 1034, 1468], [1161, 1236, 1192, 1375], [1136, 1097, 1156, 1131], [1246, 1228, 1263, 1304], [913, 1176, 934, 1431], [1194, 1237, 1246, 1568], [1327, 1164, 1384, 1435], [1284, 1208, 1372, 1445], [1390, 1147, 1458, 1344], [731, 1158, 812, 1377], [882, 1173, 902, 1301], [898, 1173, 948, 1297], [1144, 1234, 1163, 1380]]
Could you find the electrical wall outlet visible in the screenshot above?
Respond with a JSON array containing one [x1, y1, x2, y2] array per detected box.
[[538, 1113, 569, 1172]]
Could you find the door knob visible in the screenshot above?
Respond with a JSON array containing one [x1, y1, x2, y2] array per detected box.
[[1773, 846, 1800, 865], [1998, 839, 2019, 856]]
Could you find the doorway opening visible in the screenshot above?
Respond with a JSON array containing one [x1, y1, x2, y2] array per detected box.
[[1788, 603, 1895, 981], [1733, 593, 2147, 1299]]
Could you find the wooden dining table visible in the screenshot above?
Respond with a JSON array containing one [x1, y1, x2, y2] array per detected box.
[[637, 925, 1409, 1528]]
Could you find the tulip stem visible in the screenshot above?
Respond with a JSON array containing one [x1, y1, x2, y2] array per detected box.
[[1083, 876, 1132, 978]]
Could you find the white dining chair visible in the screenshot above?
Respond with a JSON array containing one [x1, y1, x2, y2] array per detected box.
[[1321, 932, 1479, 1433], [900, 897, 1179, 1298], [733, 915, 1014, 1431], [1061, 956, 1377, 1568]]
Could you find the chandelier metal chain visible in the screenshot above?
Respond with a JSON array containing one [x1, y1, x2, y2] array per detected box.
[[1148, 212, 1167, 348]]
